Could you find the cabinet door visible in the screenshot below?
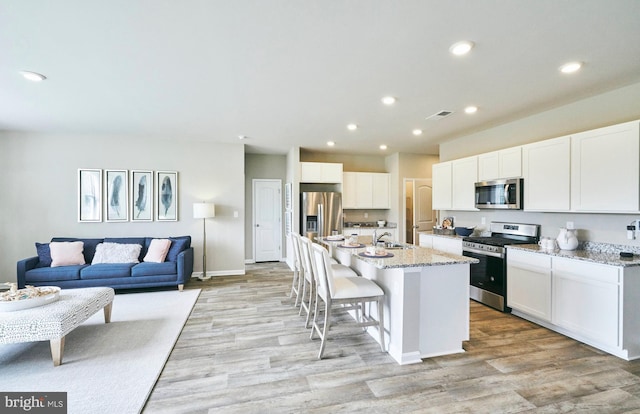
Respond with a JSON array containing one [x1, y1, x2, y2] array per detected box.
[[552, 257, 620, 348], [506, 250, 552, 321], [419, 234, 433, 248], [300, 162, 323, 183], [323, 163, 344, 183], [371, 173, 391, 208], [500, 147, 522, 178], [478, 151, 500, 181], [432, 237, 462, 255], [452, 156, 478, 210], [355, 173, 373, 208], [522, 136, 571, 211], [342, 172, 357, 209], [432, 162, 452, 209], [571, 121, 639, 212]]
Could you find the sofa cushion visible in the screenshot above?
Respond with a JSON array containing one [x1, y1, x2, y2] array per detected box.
[[104, 237, 147, 262], [50, 241, 85, 267], [80, 263, 136, 279], [166, 236, 191, 262], [131, 262, 177, 277], [92, 243, 142, 264], [26, 265, 86, 282], [144, 239, 172, 263], [35, 242, 52, 267], [52, 238, 104, 264]]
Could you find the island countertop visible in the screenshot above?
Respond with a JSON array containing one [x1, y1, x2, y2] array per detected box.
[[507, 244, 640, 267], [320, 238, 478, 269]]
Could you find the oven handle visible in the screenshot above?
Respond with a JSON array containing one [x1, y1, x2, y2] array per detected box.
[[462, 247, 504, 259]]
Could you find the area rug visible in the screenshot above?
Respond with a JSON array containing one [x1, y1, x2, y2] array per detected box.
[[0, 288, 200, 414]]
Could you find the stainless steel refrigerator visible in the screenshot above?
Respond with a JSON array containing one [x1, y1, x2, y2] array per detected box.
[[301, 192, 343, 239]]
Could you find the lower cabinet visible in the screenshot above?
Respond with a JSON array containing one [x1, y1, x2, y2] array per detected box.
[[552, 257, 619, 348], [506, 248, 640, 360], [506, 249, 552, 321]]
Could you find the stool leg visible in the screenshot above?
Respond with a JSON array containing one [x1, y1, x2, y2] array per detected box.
[[103, 302, 113, 323], [377, 296, 385, 352]]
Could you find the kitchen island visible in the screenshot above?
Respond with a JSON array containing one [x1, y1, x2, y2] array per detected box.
[[322, 238, 478, 365]]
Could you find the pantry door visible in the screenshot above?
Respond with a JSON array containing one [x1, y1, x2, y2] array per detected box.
[[253, 179, 282, 262]]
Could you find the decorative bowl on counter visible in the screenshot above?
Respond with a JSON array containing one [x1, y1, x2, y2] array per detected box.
[[454, 227, 475, 237]]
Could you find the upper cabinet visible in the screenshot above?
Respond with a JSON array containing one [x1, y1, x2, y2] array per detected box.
[[478, 147, 522, 181], [571, 121, 640, 213], [300, 162, 343, 183], [343, 172, 390, 209], [452, 156, 478, 210], [432, 162, 452, 210], [522, 136, 571, 212]]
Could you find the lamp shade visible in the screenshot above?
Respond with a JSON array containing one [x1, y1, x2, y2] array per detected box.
[[193, 202, 216, 219]]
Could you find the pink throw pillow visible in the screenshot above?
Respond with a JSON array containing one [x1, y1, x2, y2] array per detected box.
[[50, 241, 85, 267], [143, 239, 172, 263]]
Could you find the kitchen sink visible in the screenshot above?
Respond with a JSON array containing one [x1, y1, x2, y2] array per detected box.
[[383, 243, 415, 250]]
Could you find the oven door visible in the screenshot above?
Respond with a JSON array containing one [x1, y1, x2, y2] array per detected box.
[[462, 249, 506, 297]]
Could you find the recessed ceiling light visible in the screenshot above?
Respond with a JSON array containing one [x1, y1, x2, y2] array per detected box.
[[379, 145, 388, 150], [347, 123, 358, 131], [464, 106, 478, 114], [449, 41, 474, 56], [237, 135, 248, 140], [20, 71, 46, 82], [412, 129, 423, 136], [327, 141, 335, 147], [559, 61, 582, 74], [381, 96, 396, 105]]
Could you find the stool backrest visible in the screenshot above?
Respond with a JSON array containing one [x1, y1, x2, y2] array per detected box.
[[299, 236, 314, 282], [290, 233, 302, 271], [311, 243, 333, 299]]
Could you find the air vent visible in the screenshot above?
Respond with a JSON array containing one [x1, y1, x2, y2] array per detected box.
[[426, 110, 453, 121]]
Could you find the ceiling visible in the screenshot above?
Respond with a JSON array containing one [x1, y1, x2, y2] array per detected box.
[[2, 1, 640, 155]]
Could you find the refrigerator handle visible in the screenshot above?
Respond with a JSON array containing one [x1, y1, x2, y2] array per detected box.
[[318, 203, 324, 238]]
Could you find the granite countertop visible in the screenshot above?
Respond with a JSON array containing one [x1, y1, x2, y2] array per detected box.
[[322, 240, 477, 270], [507, 244, 640, 267]]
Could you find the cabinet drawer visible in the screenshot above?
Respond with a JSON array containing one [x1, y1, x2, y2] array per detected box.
[[553, 257, 619, 284], [507, 249, 551, 269]]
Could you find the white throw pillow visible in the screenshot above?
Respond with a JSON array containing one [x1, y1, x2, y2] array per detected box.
[[92, 243, 142, 264], [143, 239, 172, 263], [50, 241, 85, 267]]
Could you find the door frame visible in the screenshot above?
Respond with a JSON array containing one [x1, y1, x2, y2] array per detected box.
[[252, 179, 283, 263], [402, 178, 434, 244]]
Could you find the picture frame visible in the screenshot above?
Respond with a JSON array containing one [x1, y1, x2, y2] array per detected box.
[[130, 170, 153, 221], [285, 182, 292, 211], [156, 171, 178, 221], [105, 169, 129, 222], [78, 169, 102, 222]]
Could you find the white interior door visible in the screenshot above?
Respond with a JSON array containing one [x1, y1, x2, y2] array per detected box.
[[413, 179, 435, 242], [253, 179, 282, 262]]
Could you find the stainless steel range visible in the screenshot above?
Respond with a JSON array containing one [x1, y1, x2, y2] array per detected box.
[[462, 222, 540, 312]]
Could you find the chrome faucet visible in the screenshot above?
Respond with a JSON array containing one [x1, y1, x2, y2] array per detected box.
[[373, 230, 392, 244]]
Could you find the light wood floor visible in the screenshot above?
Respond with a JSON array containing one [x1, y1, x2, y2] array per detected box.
[[143, 262, 640, 413]]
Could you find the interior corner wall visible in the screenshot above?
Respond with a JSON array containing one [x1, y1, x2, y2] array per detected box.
[[0, 132, 246, 281], [244, 153, 287, 262], [439, 80, 640, 161]]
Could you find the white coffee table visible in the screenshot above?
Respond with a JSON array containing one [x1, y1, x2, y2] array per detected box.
[[0, 287, 115, 366]]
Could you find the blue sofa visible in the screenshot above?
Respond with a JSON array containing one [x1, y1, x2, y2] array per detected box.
[[17, 236, 193, 291]]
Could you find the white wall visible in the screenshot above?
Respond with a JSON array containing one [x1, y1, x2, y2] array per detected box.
[[0, 132, 246, 281]]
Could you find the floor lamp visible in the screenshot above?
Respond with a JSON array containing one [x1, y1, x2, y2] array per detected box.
[[193, 202, 216, 281]]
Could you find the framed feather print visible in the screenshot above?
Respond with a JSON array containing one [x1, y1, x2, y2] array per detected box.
[[156, 171, 178, 221], [105, 169, 129, 222], [130, 170, 153, 221], [78, 169, 103, 222]]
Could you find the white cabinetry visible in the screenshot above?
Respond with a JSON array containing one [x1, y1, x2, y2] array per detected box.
[[506, 249, 552, 321], [300, 162, 343, 183], [522, 136, 571, 211], [432, 162, 452, 210], [452, 156, 478, 210], [344, 227, 396, 241], [478, 147, 522, 181], [571, 120, 640, 212], [552, 257, 619, 348], [342, 172, 390, 209], [419, 234, 462, 255]]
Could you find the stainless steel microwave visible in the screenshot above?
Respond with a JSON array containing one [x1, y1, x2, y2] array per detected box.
[[475, 178, 523, 209]]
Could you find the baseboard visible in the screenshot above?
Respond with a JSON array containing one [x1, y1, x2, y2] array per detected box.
[[190, 269, 246, 279]]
